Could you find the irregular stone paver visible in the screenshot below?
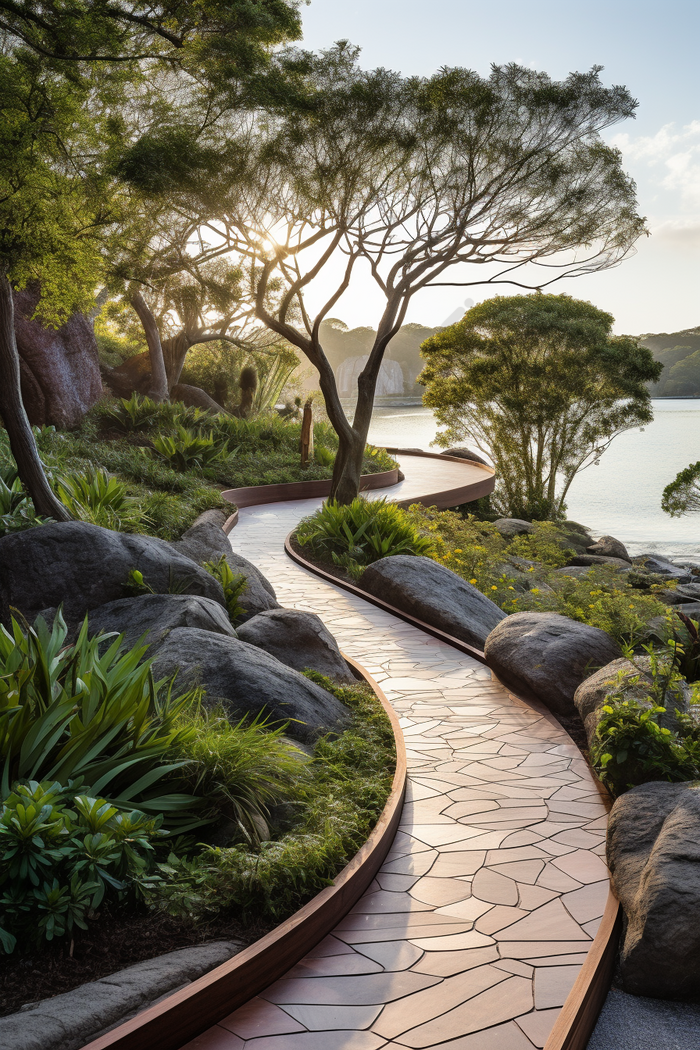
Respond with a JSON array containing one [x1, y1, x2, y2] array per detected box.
[[182, 470, 609, 1050]]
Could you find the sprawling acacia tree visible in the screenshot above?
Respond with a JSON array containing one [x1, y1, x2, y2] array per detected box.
[[208, 47, 647, 502]]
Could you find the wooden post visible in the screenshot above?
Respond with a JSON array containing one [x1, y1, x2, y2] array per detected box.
[[300, 398, 313, 468]]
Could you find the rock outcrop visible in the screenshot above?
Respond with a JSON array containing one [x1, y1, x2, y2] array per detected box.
[[359, 555, 506, 650], [484, 611, 623, 716], [607, 782, 700, 999], [151, 628, 350, 742], [237, 608, 354, 683], [14, 284, 103, 428]]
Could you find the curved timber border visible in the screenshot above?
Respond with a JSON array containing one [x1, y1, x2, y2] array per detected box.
[[286, 535, 622, 1050], [79, 658, 407, 1050]]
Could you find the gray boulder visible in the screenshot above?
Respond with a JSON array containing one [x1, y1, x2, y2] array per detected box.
[[237, 608, 354, 683], [492, 518, 535, 539], [170, 512, 279, 621], [573, 656, 690, 748], [359, 555, 505, 650], [586, 534, 631, 562], [440, 447, 490, 466], [678, 582, 700, 599], [0, 942, 241, 1050], [632, 554, 693, 584], [151, 628, 350, 742], [87, 593, 236, 651], [568, 554, 632, 571], [0, 521, 224, 627], [555, 565, 596, 579], [484, 611, 623, 716], [675, 602, 700, 622], [607, 782, 700, 999]]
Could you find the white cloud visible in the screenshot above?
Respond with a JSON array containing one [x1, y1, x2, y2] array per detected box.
[[611, 121, 700, 207]]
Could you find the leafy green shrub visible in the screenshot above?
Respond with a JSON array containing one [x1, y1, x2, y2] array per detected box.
[[102, 394, 163, 432], [151, 427, 232, 471], [296, 498, 434, 579], [146, 675, 395, 923], [0, 780, 161, 953], [508, 522, 574, 568], [0, 612, 202, 828], [0, 469, 52, 535], [55, 469, 146, 531], [203, 556, 247, 624]]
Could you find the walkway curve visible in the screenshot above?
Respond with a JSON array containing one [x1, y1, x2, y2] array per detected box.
[[184, 458, 611, 1050]]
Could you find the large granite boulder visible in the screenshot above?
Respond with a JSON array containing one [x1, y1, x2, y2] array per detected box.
[[484, 611, 623, 716], [237, 608, 354, 683], [170, 512, 279, 621], [607, 782, 700, 999], [573, 656, 691, 748], [0, 522, 224, 627], [87, 593, 236, 651], [586, 534, 631, 562], [14, 283, 103, 428], [151, 628, 350, 742], [358, 555, 506, 650]]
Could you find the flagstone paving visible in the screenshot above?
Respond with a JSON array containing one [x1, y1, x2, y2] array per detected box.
[[182, 464, 609, 1050]]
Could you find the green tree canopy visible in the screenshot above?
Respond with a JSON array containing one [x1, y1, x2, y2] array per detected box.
[[210, 48, 647, 501], [662, 462, 700, 517], [419, 293, 662, 520]]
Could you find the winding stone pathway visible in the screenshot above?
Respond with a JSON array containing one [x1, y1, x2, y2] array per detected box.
[[183, 464, 610, 1050]]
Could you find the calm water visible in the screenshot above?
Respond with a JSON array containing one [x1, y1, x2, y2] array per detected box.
[[366, 400, 700, 562]]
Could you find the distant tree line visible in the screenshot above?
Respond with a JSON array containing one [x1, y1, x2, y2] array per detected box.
[[640, 328, 700, 397]]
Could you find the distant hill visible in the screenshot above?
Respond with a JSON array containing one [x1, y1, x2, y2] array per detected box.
[[318, 319, 441, 396], [638, 326, 700, 397]]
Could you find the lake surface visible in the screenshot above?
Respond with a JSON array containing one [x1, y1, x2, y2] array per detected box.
[[366, 400, 700, 562]]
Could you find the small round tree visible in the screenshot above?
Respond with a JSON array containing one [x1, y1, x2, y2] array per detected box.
[[420, 293, 662, 520], [662, 463, 700, 517]]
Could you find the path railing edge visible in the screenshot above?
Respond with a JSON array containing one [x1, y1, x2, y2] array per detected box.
[[284, 533, 621, 1050], [79, 658, 406, 1050]]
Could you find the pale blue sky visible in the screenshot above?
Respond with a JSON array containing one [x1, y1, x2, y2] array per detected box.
[[296, 0, 700, 335]]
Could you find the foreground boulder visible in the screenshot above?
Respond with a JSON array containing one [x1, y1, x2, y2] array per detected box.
[[151, 628, 350, 742], [607, 782, 700, 999], [484, 611, 622, 716], [586, 534, 631, 562], [573, 656, 690, 748], [0, 522, 224, 627], [87, 594, 236, 651], [170, 511, 279, 621], [237, 608, 354, 683], [0, 941, 241, 1050], [359, 555, 505, 650]]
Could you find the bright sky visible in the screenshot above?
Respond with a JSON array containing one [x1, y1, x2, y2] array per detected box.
[[297, 0, 700, 336]]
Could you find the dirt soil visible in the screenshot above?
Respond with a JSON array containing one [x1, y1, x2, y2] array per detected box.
[[0, 908, 273, 1018]]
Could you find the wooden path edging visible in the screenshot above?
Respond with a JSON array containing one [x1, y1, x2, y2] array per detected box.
[[285, 535, 621, 1050], [79, 657, 407, 1050]]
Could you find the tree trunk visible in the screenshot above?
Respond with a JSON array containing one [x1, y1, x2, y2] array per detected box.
[[0, 274, 72, 521], [128, 290, 169, 401], [329, 370, 377, 503]]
